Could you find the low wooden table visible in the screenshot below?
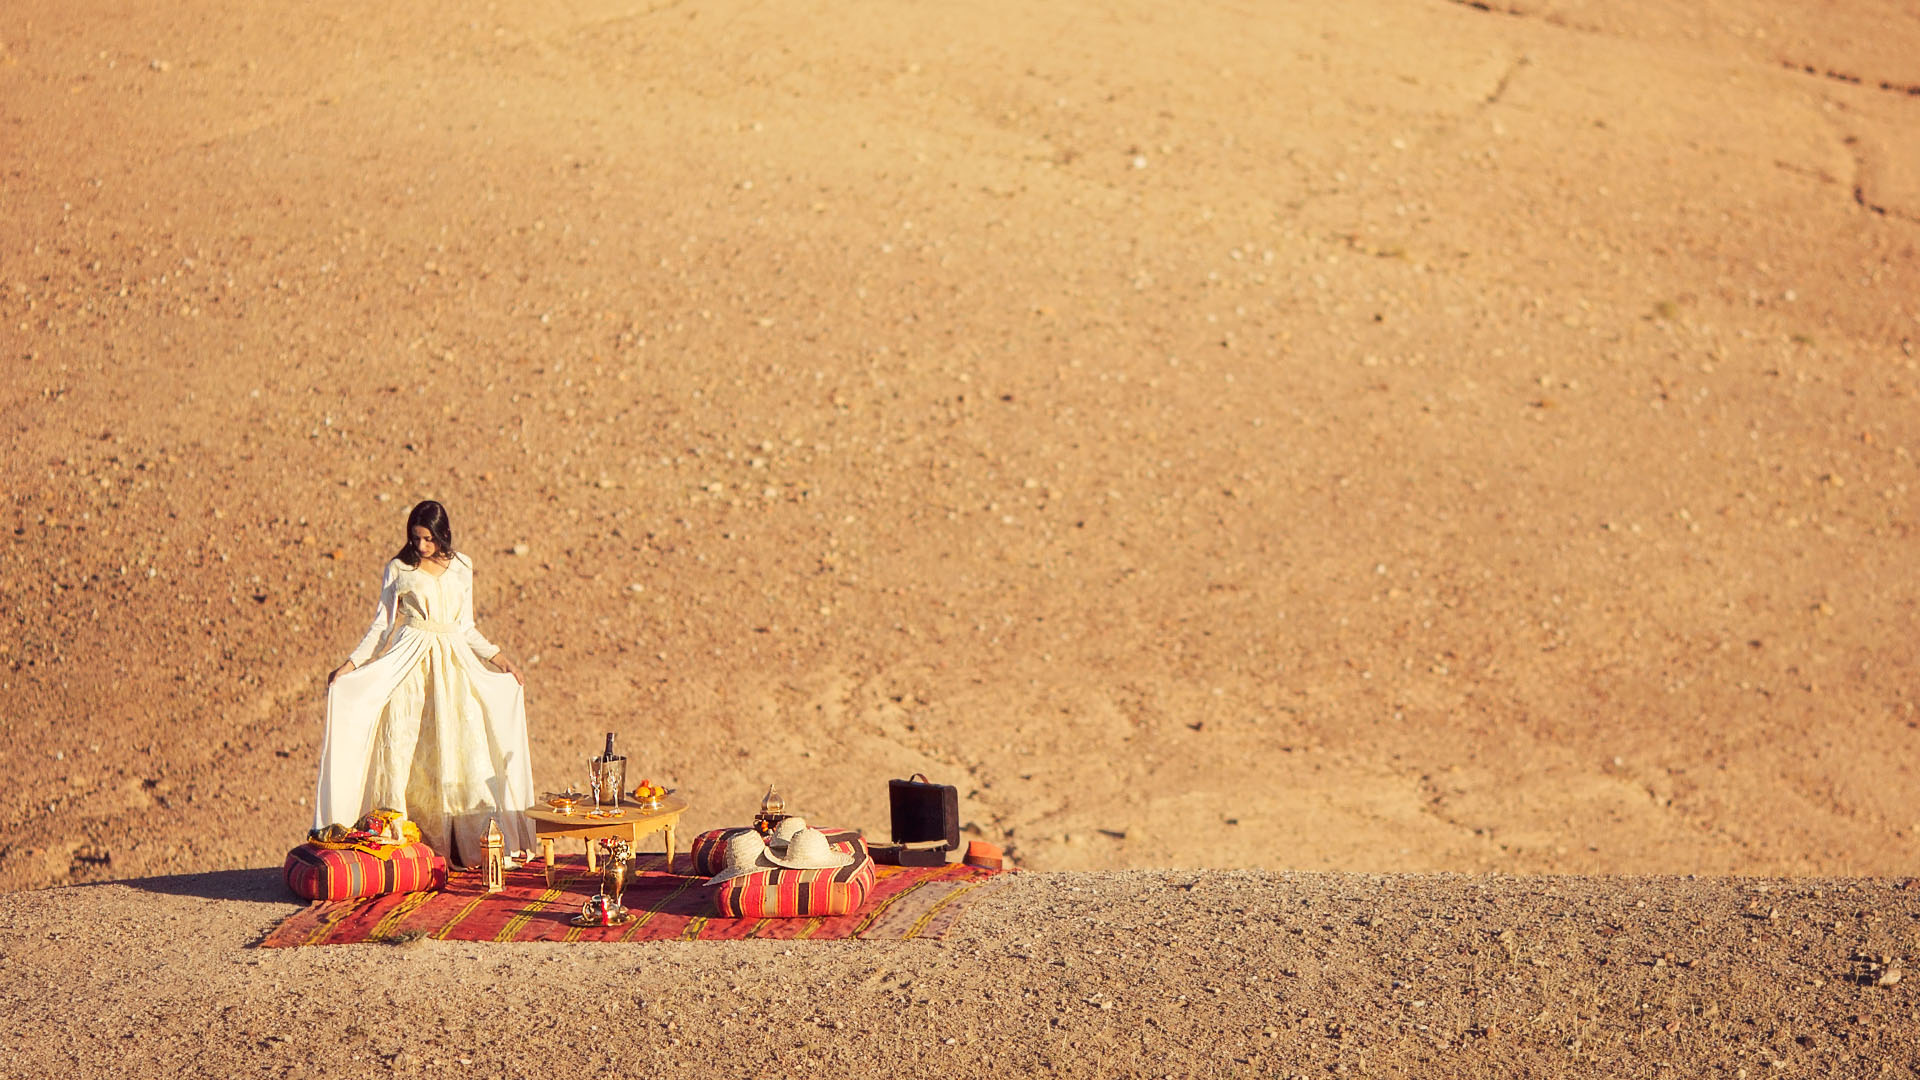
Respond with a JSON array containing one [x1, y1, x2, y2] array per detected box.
[[527, 795, 689, 885]]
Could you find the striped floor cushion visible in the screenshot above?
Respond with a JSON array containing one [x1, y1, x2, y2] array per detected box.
[[688, 827, 864, 878], [711, 840, 876, 918], [283, 841, 447, 901]]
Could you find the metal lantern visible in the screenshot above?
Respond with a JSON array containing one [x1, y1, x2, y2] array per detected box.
[[484, 818, 506, 894], [754, 784, 789, 835]]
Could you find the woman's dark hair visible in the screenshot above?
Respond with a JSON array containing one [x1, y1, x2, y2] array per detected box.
[[395, 500, 455, 567]]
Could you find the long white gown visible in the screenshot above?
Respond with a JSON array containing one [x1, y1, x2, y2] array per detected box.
[[312, 552, 535, 864]]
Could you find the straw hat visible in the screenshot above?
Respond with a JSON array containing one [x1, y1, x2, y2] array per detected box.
[[764, 827, 854, 870], [705, 830, 775, 885], [767, 815, 810, 852]]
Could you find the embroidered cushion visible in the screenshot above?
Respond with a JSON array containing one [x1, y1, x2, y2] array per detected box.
[[688, 827, 864, 878], [283, 841, 446, 901], [710, 838, 875, 918]]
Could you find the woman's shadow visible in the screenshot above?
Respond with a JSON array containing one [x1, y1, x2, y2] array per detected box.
[[80, 866, 292, 904]]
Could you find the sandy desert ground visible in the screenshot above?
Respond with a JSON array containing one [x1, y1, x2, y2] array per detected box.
[[3, 870, 1917, 1078], [1, 0, 1918, 1072]]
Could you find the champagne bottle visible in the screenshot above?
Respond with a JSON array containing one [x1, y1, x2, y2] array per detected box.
[[597, 732, 625, 811]]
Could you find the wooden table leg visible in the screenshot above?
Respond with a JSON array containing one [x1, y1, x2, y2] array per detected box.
[[586, 839, 598, 873], [664, 823, 677, 874], [541, 838, 555, 886]]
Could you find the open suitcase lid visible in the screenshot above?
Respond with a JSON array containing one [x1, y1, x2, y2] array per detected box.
[[888, 773, 960, 850]]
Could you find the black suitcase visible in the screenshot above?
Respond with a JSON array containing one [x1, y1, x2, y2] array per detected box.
[[872, 773, 959, 866]]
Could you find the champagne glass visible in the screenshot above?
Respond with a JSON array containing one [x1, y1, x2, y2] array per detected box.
[[603, 756, 626, 815]]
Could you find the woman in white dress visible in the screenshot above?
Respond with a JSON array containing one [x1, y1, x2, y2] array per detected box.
[[315, 500, 536, 865]]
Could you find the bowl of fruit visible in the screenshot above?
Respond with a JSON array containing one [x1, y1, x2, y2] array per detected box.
[[631, 779, 668, 810]]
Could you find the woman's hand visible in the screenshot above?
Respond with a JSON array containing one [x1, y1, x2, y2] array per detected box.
[[327, 661, 356, 686], [492, 655, 525, 685]]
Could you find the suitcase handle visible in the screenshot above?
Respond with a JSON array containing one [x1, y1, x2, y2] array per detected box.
[[906, 772, 931, 784]]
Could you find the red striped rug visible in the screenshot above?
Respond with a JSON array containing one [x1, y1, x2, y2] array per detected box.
[[262, 854, 1008, 947]]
